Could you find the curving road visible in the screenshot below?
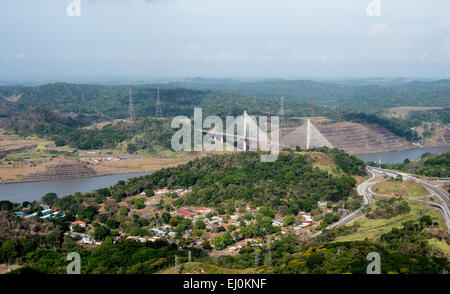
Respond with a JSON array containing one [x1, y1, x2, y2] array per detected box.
[[327, 169, 377, 229], [312, 166, 450, 238], [310, 168, 377, 236], [369, 166, 450, 233]]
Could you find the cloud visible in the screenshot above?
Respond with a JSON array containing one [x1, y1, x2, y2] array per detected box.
[[267, 42, 281, 50], [367, 22, 388, 36], [15, 53, 27, 59], [442, 37, 450, 59], [186, 43, 200, 50]]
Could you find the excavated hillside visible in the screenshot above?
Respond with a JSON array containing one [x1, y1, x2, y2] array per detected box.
[[280, 121, 415, 154], [436, 128, 450, 145], [315, 122, 414, 154], [23, 158, 97, 182]]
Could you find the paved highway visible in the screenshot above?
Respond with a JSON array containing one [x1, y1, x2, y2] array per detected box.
[[310, 168, 377, 236], [312, 166, 450, 238], [327, 169, 377, 229], [369, 166, 450, 233]]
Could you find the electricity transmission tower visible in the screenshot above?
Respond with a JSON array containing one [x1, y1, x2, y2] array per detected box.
[[279, 97, 285, 128], [279, 97, 285, 116], [127, 88, 136, 121], [155, 87, 162, 118]]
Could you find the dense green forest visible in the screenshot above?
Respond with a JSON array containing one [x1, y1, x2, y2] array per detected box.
[[380, 151, 450, 178], [409, 108, 450, 124], [162, 78, 450, 113], [0, 83, 309, 119], [89, 150, 366, 215], [0, 99, 174, 151]]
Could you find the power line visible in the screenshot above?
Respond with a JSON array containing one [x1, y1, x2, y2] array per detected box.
[[127, 88, 136, 121], [279, 97, 285, 128], [155, 87, 162, 118]]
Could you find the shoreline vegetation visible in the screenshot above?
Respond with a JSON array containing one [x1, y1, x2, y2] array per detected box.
[[1, 146, 449, 185]]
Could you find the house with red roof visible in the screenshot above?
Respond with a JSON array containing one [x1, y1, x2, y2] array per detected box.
[[196, 207, 212, 213], [70, 220, 86, 231], [176, 209, 194, 218]]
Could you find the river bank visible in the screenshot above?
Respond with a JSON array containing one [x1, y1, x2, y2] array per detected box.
[[0, 155, 194, 184], [354, 146, 450, 164], [1, 147, 449, 202], [0, 171, 156, 202]]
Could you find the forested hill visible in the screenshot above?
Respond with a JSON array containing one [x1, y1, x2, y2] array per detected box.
[[111, 150, 366, 215], [381, 151, 450, 178], [162, 78, 450, 113], [0, 83, 314, 119], [2, 79, 448, 117]]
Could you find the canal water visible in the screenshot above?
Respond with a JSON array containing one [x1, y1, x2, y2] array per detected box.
[[354, 146, 450, 164], [0, 172, 152, 203], [1, 146, 449, 203]]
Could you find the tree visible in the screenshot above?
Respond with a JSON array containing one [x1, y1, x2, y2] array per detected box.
[[1, 240, 19, 263], [94, 226, 111, 240], [161, 212, 171, 224], [211, 235, 226, 250], [0, 201, 13, 211], [42, 192, 58, 205], [173, 198, 184, 207], [130, 227, 146, 236], [119, 207, 129, 216], [79, 206, 98, 221], [106, 219, 120, 229], [324, 213, 339, 225], [194, 220, 206, 230], [133, 198, 145, 210], [169, 217, 179, 227], [72, 224, 85, 233], [127, 143, 137, 154], [283, 215, 296, 226], [420, 215, 433, 227], [211, 232, 233, 250]]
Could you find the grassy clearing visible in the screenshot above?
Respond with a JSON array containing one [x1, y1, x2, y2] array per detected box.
[[159, 262, 256, 274], [333, 197, 444, 243], [427, 238, 450, 260], [296, 151, 341, 175], [372, 180, 429, 197], [386, 106, 443, 119]]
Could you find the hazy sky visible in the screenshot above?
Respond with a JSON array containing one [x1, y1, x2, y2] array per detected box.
[[1, 0, 450, 81]]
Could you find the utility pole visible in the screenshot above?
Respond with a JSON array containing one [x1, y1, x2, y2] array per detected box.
[[311, 98, 315, 117], [155, 87, 162, 118], [264, 238, 272, 266], [175, 255, 179, 273], [127, 88, 136, 121]]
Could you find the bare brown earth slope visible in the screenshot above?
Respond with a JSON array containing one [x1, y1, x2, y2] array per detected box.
[[280, 121, 415, 154], [22, 158, 97, 182]]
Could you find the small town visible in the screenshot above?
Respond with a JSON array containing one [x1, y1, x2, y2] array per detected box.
[[13, 186, 334, 254]]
